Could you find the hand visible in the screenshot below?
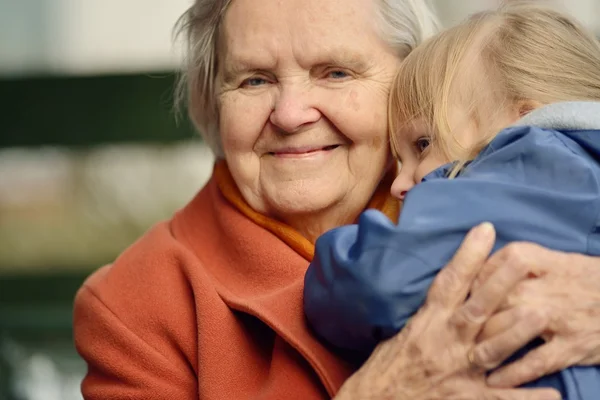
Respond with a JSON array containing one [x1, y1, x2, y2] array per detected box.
[[334, 224, 561, 400], [469, 242, 600, 388]]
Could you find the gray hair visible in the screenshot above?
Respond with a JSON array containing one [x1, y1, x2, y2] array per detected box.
[[174, 0, 440, 158]]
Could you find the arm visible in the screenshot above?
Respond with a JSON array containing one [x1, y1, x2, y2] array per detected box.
[[73, 270, 198, 399], [332, 224, 560, 400], [305, 126, 600, 357]]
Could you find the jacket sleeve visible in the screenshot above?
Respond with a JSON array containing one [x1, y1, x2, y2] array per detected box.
[[73, 269, 198, 400], [304, 126, 600, 357]]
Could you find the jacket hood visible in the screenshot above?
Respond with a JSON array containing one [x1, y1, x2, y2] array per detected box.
[[513, 101, 600, 160]]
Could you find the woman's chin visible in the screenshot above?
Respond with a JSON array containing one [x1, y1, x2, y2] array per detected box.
[[264, 181, 346, 217], [230, 145, 386, 230]]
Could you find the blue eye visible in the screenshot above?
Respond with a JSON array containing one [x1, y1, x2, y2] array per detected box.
[[328, 70, 349, 79], [415, 137, 431, 152], [242, 77, 267, 87]]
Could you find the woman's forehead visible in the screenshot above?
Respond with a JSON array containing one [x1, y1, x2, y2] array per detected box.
[[223, 0, 376, 29], [220, 0, 384, 65]]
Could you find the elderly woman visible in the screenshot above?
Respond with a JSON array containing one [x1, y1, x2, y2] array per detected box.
[[73, 0, 600, 399]]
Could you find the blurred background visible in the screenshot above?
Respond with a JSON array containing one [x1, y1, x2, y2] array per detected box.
[[0, 0, 598, 398]]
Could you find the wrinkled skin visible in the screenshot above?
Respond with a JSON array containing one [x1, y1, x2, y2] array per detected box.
[[218, 0, 398, 242], [215, 0, 600, 396], [471, 243, 600, 388], [334, 224, 562, 400]]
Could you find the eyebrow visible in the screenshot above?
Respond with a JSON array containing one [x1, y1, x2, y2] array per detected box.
[[221, 58, 273, 84], [325, 50, 370, 71], [221, 49, 371, 83]]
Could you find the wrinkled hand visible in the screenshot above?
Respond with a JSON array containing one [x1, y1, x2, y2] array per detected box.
[[470, 242, 600, 388], [335, 224, 560, 400]]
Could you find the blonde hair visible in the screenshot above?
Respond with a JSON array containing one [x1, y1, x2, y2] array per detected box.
[[174, 0, 440, 158], [389, 2, 600, 177]]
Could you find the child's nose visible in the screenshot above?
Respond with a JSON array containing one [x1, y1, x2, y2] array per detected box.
[[391, 171, 415, 200]]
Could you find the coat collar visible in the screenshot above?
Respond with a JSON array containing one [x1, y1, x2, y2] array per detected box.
[[212, 159, 399, 261], [172, 167, 356, 396], [174, 161, 399, 395]]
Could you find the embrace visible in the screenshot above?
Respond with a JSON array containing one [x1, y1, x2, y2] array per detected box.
[[74, 1, 600, 399]]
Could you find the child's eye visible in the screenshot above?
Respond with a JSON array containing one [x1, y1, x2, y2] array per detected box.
[[415, 137, 431, 153]]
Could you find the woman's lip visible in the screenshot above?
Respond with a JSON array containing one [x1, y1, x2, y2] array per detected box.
[[269, 144, 340, 157]]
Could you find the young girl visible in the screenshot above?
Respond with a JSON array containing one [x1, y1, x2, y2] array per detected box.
[[304, 3, 600, 399]]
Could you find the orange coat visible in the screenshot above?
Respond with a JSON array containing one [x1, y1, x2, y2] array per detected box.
[[73, 162, 399, 400]]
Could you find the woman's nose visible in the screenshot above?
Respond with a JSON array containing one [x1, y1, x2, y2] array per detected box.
[[391, 169, 415, 200], [270, 87, 320, 133]]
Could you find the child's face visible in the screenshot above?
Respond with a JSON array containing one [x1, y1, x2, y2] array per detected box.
[[390, 119, 458, 200], [390, 107, 518, 200]]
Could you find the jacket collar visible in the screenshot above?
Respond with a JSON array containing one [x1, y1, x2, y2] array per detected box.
[[513, 101, 600, 131], [173, 165, 378, 396]]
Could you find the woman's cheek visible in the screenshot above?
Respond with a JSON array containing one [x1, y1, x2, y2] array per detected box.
[[343, 89, 362, 113], [320, 86, 387, 144], [352, 88, 388, 143], [219, 93, 271, 150]]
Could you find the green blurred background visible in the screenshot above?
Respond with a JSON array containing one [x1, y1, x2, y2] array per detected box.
[[0, 0, 598, 399], [0, 1, 213, 398]]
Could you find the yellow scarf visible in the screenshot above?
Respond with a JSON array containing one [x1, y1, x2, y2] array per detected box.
[[214, 160, 399, 261]]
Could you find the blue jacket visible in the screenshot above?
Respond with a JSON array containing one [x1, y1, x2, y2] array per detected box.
[[304, 102, 600, 399]]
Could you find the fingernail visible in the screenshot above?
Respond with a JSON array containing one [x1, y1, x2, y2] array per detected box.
[[521, 387, 561, 400], [541, 391, 562, 400], [473, 222, 494, 241]]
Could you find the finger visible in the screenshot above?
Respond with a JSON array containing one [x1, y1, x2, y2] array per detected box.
[[487, 339, 573, 388], [427, 222, 496, 307], [475, 242, 555, 289], [476, 279, 546, 342], [487, 387, 561, 400], [471, 307, 549, 370], [458, 257, 531, 328], [477, 308, 529, 342]]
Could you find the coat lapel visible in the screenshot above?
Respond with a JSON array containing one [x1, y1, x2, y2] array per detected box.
[[174, 173, 355, 396]]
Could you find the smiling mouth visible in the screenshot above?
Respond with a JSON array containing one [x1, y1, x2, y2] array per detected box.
[[269, 145, 340, 156]]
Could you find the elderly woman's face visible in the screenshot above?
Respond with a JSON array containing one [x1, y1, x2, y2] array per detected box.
[[218, 0, 400, 224]]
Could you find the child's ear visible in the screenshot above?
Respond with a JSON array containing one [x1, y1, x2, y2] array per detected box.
[[516, 99, 543, 117]]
